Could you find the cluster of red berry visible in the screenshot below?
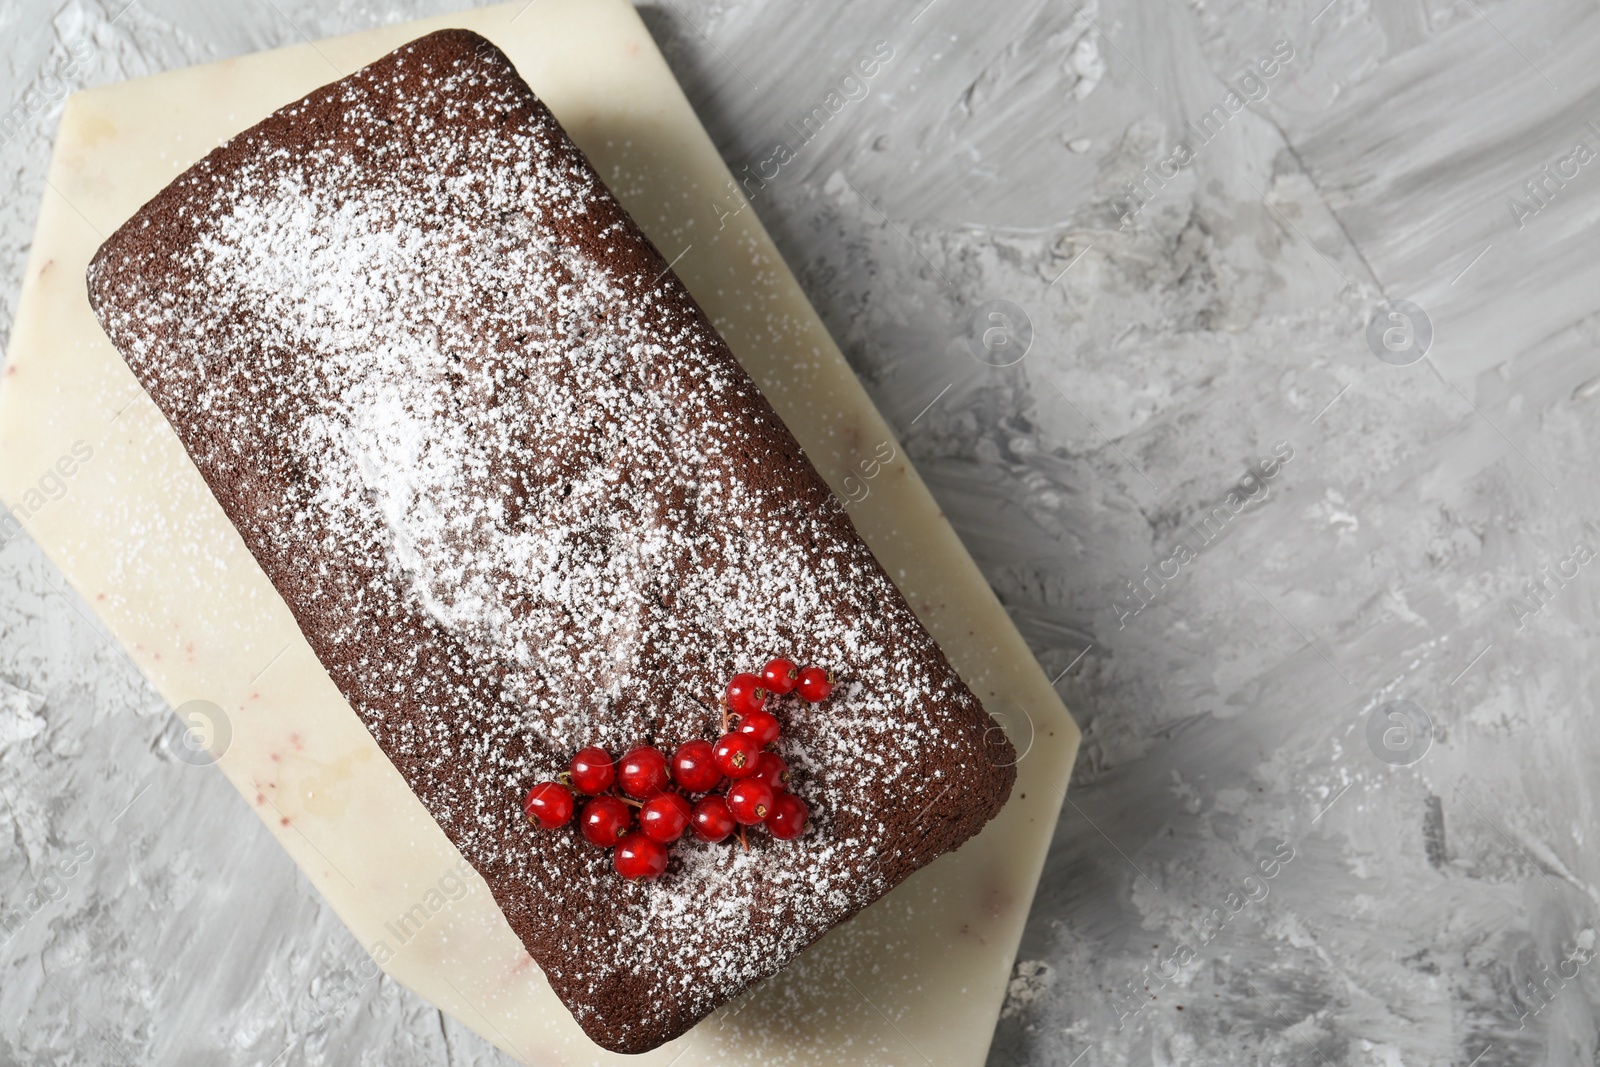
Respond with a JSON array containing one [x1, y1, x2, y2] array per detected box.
[[522, 658, 835, 880]]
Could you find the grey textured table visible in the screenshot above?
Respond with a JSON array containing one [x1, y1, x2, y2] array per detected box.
[[3, 1, 1597, 1065]]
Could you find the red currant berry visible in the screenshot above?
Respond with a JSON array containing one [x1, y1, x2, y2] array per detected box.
[[725, 672, 768, 716], [639, 793, 692, 844], [618, 745, 670, 799], [713, 732, 762, 778], [613, 832, 669, 880], [579, 796, 631, 847], [796, 666, 834, 702], [765, 793, 809, 840], [727, 778, 775, 825], [752, 751, 789, 793], [568, 747, 615, 795], [761, 657, 799, 696], [523, 782, 575, 829], [691, 796, 737, 843], [736, 708, 781, 748], [671, 739, 722, 793]]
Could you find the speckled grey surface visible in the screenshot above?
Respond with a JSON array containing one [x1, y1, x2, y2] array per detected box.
[[3, 0, 1598, 1064]]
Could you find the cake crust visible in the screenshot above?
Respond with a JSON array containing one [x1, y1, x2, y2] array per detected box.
[[87, 29, 1015, 1053]]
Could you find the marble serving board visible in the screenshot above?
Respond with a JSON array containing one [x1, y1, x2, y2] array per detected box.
[[0, 1, 1079, 1063]]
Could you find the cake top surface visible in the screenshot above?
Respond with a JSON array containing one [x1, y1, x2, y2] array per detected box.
[[87, 28, 1014, 1052]]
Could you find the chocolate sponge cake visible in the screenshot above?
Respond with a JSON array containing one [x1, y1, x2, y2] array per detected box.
[[86, 29, 1015, 1054]]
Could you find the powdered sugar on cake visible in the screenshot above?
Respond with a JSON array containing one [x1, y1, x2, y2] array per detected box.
[[87, 32, 1011, 1050]]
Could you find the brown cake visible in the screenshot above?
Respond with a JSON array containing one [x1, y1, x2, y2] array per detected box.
[[86, 28, 1015, 1054]]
